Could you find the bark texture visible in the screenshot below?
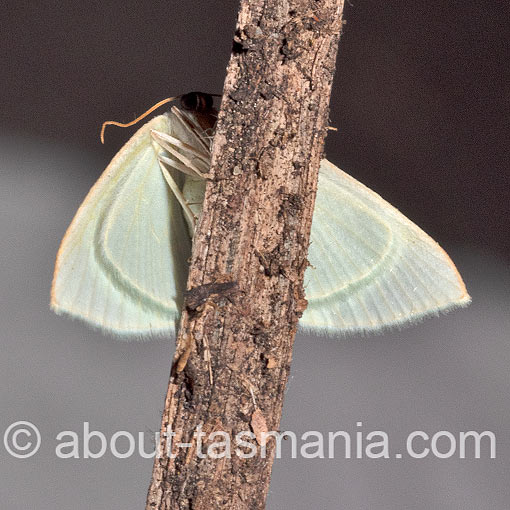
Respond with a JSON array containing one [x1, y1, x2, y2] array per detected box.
[[146, 1, 344, 508]]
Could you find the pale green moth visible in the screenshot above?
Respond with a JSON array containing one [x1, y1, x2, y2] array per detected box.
[[51, 93, 470, 337]]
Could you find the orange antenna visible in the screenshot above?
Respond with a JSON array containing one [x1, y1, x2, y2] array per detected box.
[[100, 96, 178, 144]]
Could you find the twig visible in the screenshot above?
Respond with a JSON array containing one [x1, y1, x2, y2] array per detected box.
[[145, 1, 345, 508]]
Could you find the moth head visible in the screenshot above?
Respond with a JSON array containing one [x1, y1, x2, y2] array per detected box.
[[180, 92, 218, 132], [180, 92, 215, 113]]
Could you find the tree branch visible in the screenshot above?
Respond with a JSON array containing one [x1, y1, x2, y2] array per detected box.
[[146, 1, 344, 508]]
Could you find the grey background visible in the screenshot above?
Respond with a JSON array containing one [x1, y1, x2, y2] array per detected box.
[[1, 1, 508, 509]]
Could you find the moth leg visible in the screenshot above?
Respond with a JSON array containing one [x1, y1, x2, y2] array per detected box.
[[152, 129, 209, 167], [170, 105, 212, 155], [151, 129, 209, 179], [158, 154, 199, 178], [157, 158, 197, 232]]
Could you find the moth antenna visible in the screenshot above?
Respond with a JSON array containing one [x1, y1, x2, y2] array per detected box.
[[100, 96, 178, 143]]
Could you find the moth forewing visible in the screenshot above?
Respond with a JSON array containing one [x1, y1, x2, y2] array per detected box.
[[51, 114, 189, 337]]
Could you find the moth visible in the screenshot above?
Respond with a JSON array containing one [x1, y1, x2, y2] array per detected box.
[[51, 92, 470, 337]]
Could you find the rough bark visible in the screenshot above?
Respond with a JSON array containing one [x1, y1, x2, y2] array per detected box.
[[146, 1, 344, 508]]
